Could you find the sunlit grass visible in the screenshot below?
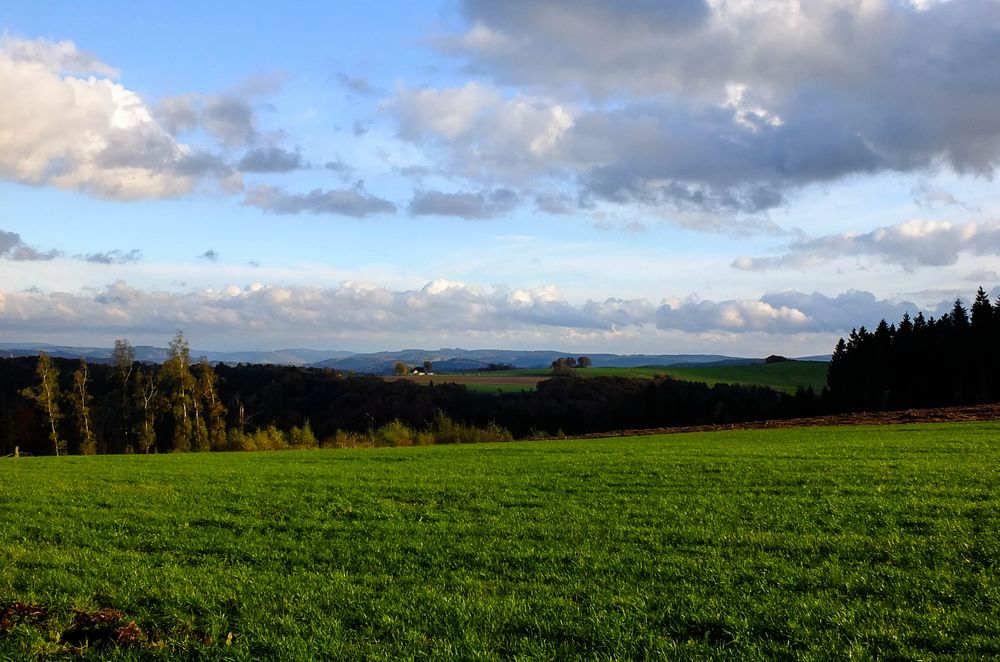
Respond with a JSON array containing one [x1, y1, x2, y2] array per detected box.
[[1, 421, 998, 659]]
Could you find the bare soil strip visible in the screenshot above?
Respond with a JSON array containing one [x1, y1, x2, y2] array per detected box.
[[384, 375, 544, 386], [554, 404, 1000, 440]]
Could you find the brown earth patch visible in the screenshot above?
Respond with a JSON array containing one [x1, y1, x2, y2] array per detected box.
[[0, 600, 229, 655], [561, 404, 1000, 440], [385, 374, 544, 386]]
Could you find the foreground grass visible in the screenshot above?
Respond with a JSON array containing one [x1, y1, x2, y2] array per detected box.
[[1, 422, 998, 659]]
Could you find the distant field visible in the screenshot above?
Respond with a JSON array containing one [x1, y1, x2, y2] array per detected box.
[[2, 421, 998, 659], [395, 360, 829, 394]]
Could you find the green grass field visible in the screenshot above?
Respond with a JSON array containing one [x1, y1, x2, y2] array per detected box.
[[2, 422, 998, 659], [500, 360, 829, 393]]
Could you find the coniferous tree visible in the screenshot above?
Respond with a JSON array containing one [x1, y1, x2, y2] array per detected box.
[[827, 288, 1000, 410], [971, 288, 994, 402]]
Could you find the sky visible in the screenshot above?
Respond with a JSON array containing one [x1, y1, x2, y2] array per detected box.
[[1, 0, 999, 355]]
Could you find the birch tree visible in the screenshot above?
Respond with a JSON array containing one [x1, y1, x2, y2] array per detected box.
[[161, 331, 195, 452], [135, 367, 164, 454], [113, 339, 135, 453], [195, 359, 227, 451], [69, 358, 97, 455], [20, 353, 63, 456]]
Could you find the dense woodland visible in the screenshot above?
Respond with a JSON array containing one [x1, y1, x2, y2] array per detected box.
[[828, 287, 1000, 410], [3, 287, 998, 456], [1, 333, 818, 456]]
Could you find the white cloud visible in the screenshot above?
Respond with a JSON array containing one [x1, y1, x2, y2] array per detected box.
[[0, 37, 238, 199], [0, 279, 941, 351], [383, 82, 575, 179]]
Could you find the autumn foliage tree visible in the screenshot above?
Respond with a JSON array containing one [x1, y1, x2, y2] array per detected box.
[[161, 331, 196, 452], [134, 367, 164, 454], [195, 358, 227, 451], [20, 352, 64, 456], [112, 339, 136, 453], [69, 358, 97, 455]]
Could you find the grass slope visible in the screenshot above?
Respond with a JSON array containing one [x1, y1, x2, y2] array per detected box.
[[1, 422, 998, 659], [503, 360, 828, 393]]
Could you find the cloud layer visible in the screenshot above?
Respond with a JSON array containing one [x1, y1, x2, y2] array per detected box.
[[379, 0, 1000, 220], [0, 279, 941, 348], [735, 220, 1000, 271]]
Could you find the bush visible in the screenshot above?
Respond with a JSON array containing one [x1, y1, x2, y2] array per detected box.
[[288, 421, 318, 449]]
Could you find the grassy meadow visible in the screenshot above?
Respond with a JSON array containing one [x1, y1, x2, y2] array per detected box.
[[1, 422, 998, 659], [409, 360, 829, 395]]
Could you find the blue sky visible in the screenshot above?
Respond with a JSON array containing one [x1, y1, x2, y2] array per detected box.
[[1, 0, 998, 354]]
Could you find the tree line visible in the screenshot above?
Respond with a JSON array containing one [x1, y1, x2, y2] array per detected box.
[[827, 287, 1000, 410], [2, 338, 821, 456]]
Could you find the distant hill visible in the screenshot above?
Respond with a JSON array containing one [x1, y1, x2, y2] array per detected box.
[[0, 343, 354, 366], [0, 342, 829, 374], [311, 350, 762, 375]]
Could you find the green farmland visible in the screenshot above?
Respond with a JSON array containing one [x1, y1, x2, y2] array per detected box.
[[407, 359, 830, 394], [544, 360, 830, 392], [2, 422, 998, 659]]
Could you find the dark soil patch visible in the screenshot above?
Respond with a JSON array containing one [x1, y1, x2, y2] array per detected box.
[[563, 404, 1000, 440]]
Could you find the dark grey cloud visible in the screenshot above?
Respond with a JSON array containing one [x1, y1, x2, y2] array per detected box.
[[198, 249, 219, 262], [173, 150, 236, 178], [202, 95, 257, 146], [324, 159, 352, 174], [0, 230, 60, 261], [244, 182, 397, 217], [409, 188, 519, 219], [238, 146, 304, 173], [156, 93, 259, 147], [155, 94, 200, 135], [534, 193, 574, 215], [390, 1, 1000, 218], [335, 72, 380, 96], [78, 249, 142, 265]]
